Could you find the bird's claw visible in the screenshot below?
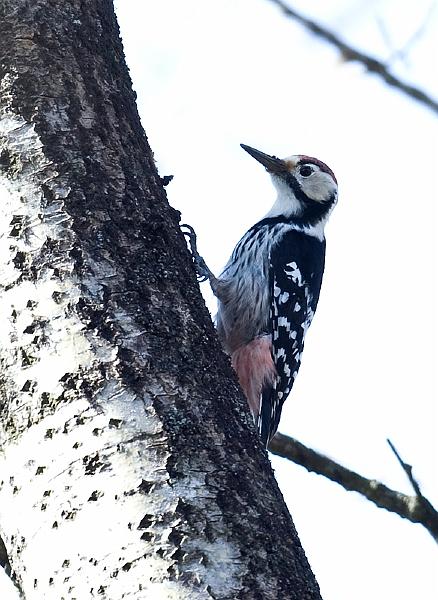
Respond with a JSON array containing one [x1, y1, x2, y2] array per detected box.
[[181, 223, 212, 283]]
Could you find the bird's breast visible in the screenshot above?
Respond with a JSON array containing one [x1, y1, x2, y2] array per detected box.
[[215, 223, 291, 353]]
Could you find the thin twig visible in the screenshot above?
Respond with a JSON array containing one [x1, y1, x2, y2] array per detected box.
[[387, 438, 422, 497], [266, 0, 438, 115], [382, 2, 436, 66], [269, 432, 438, 542], [386, 438, 438, 541]]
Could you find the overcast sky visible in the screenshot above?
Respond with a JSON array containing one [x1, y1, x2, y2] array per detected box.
[[1, 1, 437, 598]]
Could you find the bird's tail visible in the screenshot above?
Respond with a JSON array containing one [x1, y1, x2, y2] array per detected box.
[[259, 385, 282, 447]]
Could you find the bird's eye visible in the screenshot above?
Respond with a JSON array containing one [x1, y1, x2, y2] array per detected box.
[[299, 165, 313, 177]]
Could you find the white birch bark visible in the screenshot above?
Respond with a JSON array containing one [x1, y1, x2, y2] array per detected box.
[[0, 1, 322, 598]]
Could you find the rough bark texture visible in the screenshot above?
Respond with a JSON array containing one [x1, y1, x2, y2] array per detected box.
[[0, 1, 322, 598]]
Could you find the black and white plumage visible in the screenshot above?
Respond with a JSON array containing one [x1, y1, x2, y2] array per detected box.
[[183, 144, 337, 446], [261, 228, 325, 444]]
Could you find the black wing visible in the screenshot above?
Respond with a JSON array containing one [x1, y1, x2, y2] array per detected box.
[[259, 230, 325, 446]]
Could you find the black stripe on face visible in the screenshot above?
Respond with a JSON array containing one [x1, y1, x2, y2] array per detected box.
[[284, 172, 336, 227]]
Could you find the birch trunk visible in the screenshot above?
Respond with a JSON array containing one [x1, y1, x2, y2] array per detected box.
[[0, 1, 322, 598]]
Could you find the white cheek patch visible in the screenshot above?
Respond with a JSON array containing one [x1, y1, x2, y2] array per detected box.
[[300, 171, 336, 203]]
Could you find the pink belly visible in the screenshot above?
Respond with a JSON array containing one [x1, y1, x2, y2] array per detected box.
[[231, 335, 277, 421]]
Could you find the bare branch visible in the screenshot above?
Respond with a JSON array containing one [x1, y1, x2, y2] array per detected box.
[[269, 432, 438, 542], [266, 0, 438, 115]]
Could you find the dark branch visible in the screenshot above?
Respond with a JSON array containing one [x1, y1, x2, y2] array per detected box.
[[266, 0, 438, 115], [269, 432, 438, 542]]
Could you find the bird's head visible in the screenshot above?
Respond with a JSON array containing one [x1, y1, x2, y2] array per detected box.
[[241, 144, 338, 234]]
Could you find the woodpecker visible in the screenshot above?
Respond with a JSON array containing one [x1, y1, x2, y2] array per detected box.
[[183, 144, 338, 446]]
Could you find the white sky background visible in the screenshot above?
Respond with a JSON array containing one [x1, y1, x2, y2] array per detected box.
[[1, 0, 437, 598]]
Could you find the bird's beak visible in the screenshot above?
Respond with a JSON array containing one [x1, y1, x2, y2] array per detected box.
[[240, 144, 287, 174]]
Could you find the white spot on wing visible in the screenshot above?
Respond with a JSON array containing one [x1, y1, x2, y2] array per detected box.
[[277, 316, 291, 331], [284, 262, 304, 287], [279, 292, 289, 304], [275, 347, 286, 359]]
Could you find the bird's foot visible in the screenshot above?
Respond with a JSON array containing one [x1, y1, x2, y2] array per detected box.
[[181, 223, 214, 283]]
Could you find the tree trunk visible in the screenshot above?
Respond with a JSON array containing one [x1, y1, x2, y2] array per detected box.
[[0, 1, 322, 598]]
